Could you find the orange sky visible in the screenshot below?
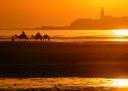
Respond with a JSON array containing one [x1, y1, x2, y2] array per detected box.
[[0, 0, 128, 27]]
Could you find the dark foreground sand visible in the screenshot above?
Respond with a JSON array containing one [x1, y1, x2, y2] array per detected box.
[[0, 41, 128, 77], [0, 87, 128, 91]]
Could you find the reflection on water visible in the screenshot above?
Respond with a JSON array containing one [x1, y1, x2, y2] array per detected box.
[[1, 78, 128, 89], [1, 29, 128, 38], [112, 79, 128, 87], [1, 38, 128, 43], [1, 29, 128, 42], [53, 38, 128, 42], [0, 29, 117, 37]]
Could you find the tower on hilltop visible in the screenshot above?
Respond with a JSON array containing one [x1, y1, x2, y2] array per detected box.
[[100, 8, 105, 19]]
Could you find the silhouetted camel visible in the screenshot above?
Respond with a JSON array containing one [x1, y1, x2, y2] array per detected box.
[[30, 33, 50, 41], [12, 32, 50, 41], [32, 32, 43, 40], [12, 31, 28, 41]]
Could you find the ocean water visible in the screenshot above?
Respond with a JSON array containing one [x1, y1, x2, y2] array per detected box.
[[0, 77, 128, 90], [0, 29, 116, 37], [0, 29, 128, 90], [1, 29, 128, 42]]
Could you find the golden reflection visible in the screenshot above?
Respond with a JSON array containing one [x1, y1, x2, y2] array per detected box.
[[112, 79, 128, 87], [0, 78, 128, 88], [113, 29, 128, 37]]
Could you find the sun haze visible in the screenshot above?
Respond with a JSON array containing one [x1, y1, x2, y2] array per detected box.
[[0, 0, 128, 28]]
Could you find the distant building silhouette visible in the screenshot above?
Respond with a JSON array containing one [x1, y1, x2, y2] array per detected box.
[[100, 8, 105, 20], [70, 8, 128, 29]]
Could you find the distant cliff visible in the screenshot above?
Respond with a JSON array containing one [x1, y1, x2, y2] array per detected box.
[[70, 17, 128, 29], [3, 17, 128, 30], [39, 17, 128, 30]]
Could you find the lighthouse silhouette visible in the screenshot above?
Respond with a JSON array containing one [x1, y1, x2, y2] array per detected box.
[[100, 8, 105, 19]]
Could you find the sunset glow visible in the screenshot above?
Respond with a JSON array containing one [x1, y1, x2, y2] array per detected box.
[[1, 0, 128, 90], [0, 0, 128, 27], [112, 79, 128, 87], [113, 29, 128, 37]]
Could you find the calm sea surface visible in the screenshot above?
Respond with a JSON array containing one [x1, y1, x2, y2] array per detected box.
[[1, 29, 128, 42], [0, 29, 115, 37]]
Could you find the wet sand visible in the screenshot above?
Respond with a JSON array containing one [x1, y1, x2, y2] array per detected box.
[[0, 41, 128, 77], [0, 77, 127, 91]]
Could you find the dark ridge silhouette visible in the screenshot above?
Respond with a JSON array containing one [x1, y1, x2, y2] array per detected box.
[[35, 8, 128, 30], [70, 9, 128, 29]]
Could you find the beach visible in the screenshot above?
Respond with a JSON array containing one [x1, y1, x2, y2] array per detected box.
[[0, 41, 128, 77], [0, 77, 127, 91]]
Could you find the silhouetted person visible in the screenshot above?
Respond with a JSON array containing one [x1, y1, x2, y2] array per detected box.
[[43, 33, 50, 41], [30, 34, 34, 39], [11, 36, 15, 42]]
